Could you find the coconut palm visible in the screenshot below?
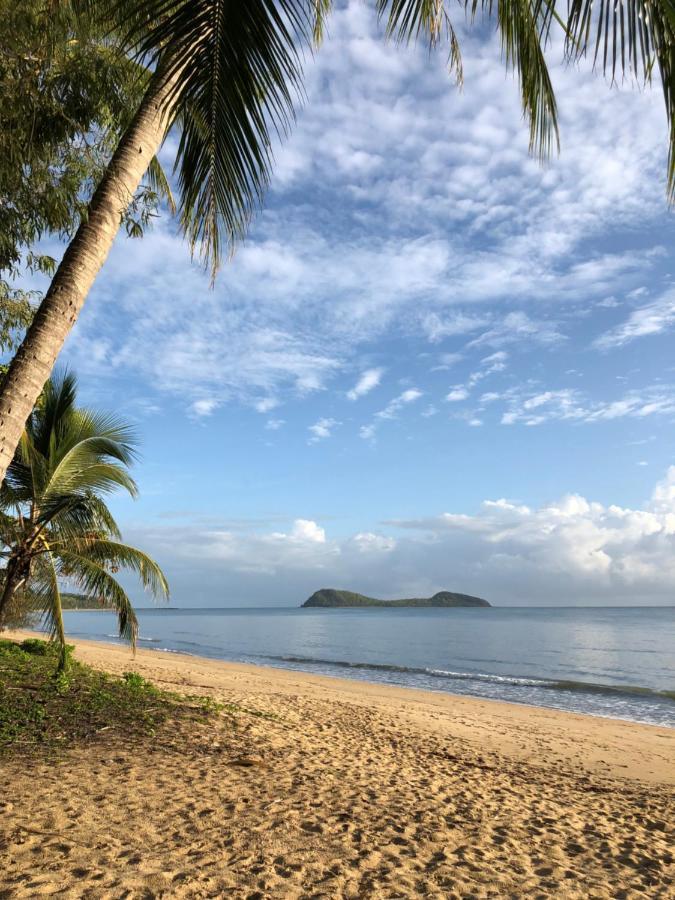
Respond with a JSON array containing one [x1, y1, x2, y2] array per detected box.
[[0, 371, 168, 670], [0, 0, 672, 482]]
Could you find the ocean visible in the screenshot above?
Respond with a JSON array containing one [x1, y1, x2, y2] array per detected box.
[[60, 605, 675, 728]]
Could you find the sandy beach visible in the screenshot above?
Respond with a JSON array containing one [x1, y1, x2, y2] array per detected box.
[[1, 632, 673, 899]]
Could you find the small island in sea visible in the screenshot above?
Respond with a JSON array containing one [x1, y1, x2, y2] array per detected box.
[[302, 588, 491, 608]]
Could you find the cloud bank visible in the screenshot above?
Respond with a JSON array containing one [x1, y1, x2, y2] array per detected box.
[[125, 469, 675, 607]]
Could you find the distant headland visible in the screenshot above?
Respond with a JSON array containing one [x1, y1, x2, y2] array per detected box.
[[302, 588, 491, 608]]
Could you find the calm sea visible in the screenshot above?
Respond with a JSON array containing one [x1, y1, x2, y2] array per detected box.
[[60, 606, 675, 728]]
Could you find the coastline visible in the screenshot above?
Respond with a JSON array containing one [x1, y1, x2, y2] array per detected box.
[[6, 629, 674, 784], [2, 630, 674, 898]]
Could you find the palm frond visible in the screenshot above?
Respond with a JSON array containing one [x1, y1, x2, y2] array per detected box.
[[380, 0, 556, 154], [312, 0, 333, 45], [494, 0, 559, 158], [67, 539, 169, 601], [31, 553, 68, 668], [45, 455, 138, 500], [147, 155, 177, 215], [57, 550, 141, 647], [41, 404, 138, 498], [34, 493, 122, 544], [565, 0, 675, 196], [0, 511, 24, 550], [382, 0, 449, 45], [6, 431, 45, 502], [103, 0, 316, 279], [52, 408, 138, 467], [31, 370, 78, 457]]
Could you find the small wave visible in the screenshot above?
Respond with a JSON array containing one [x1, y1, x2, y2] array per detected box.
[[427, 668, 546, 687], [551, 679, 675, 701], [105, 633, 161, 644], [270, 655, 547, 686], [266, 655, 675, 702]]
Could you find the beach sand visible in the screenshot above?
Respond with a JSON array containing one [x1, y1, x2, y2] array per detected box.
[[1, 632, 673, 899]]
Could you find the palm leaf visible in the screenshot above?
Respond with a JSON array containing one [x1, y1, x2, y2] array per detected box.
[[31, 371, 78, 457], [57, 550, 141, 648], [380, 0, 557, 156], [147, 155, 177, 215], [34, 493, 123, 544], [65, 539, 169, 600], [31, 553, 68, 669], [94, 0, 317, 279], [564, 0, 675, 196]]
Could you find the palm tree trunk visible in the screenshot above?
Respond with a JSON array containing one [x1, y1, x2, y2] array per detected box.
[[0, 60, 180, 484], [0, 559, 22, 628]]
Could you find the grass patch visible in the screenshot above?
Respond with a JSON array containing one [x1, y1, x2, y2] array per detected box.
[[0, 638, 221, 754]]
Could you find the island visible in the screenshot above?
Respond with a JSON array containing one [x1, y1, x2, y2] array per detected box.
[[302, 588, 490, 608], [60, 593, 108, 610]]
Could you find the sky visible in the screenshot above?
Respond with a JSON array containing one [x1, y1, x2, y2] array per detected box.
[[24, 2, 675, 606]]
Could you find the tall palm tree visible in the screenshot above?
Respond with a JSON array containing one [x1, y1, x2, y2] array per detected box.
[[0, 371, 168, 670], [0, 0, 672, 482]]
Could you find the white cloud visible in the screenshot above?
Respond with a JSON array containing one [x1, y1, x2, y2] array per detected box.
[[125, 470, 675, 605], [377, 388, 423, 418], [58, 2, 671, 417], [350, 532, 397, 553], [265, 418, 285, 430], [422, 312, 491, 343], [255, 398, 280, 414], [288, 519, 326, 543], [308, 417, 340, 443], [359, 388, 423, 440], [432, 352, 463, 371], [594, 288, 675, 349], [479, 391, 501, 404], [468, 312, 564, 350], [190, 399, 218, 418], [446, 386, 469, 402], [499, 384, 675, 426], [347, 367, 384, 400]]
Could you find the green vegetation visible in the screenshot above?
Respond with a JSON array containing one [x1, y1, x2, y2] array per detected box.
[[60, 594, 108, 610], [0, 638, 220, 754], [0, 371, 168, 669], [302, 588, 491, 608], [0, 0, 172, 354]]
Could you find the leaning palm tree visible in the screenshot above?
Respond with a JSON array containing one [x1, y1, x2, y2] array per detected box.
[[0, 0, 673, 481], [0, 371, 168, 670]]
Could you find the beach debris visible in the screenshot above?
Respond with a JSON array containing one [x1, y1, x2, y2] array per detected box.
[[228, 755, 266, 768]]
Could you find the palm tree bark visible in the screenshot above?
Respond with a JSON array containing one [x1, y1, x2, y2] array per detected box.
[[0, 60, 179, 484], [0, 558, 23, 627]]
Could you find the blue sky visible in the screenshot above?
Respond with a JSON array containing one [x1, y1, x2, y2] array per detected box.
[[26, 2, 675, 606]]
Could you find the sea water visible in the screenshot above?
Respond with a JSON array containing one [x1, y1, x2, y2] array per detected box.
[[60, 605, 675, 728]]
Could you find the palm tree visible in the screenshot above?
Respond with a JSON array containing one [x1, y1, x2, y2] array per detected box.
[[0, 371, 168, 670], [0, 0, 672, 482]]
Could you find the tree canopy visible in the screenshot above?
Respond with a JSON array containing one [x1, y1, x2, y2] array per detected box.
[[0, 0, 173, 354]]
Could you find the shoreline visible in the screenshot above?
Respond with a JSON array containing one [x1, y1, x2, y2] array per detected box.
[[6, 628, 675, 785], [2, 630, 674, 898], [18, 625, 675, 731]]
